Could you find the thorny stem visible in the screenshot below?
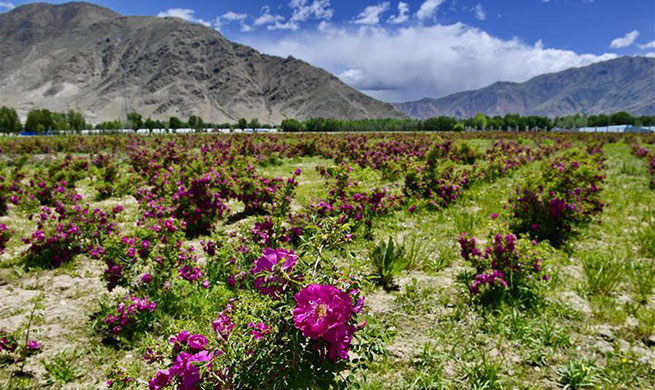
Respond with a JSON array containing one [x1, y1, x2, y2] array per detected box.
[[312, 245, 324, 278], [18, 299, 39, 374]]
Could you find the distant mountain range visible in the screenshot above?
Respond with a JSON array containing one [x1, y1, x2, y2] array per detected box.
[[0, 2, 404, 124], [395, 57, 655, 119]]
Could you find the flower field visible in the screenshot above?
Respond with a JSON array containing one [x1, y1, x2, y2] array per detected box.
[[0, 132, 654, 389]]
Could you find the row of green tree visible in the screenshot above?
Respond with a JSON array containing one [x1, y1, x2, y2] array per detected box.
[[282, 112, 655, 132], [0, 107, 276, 133], [99, 114, 276, 131], [0, 107, 88, 133], [2, 106, 654, 134]]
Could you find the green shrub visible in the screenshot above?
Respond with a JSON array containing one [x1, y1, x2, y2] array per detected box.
[[370, 237, 409, 291]]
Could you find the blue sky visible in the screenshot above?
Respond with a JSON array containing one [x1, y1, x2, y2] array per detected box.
[[2, 0, 654, 101]]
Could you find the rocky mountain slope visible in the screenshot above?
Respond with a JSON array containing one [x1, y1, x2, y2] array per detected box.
[[395, 56, 655, 119], [0, 2, 405, 124]]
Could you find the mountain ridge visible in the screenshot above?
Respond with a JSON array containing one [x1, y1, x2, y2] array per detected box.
[[0, 2, 405, 123], [395, 56, 655, 119]]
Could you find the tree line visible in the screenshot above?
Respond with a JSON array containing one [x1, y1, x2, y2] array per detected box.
[[282, 112, 655, 132], [1, 106, 654, 134], [0, 107, 88, 133], [0, 107, 276, 133]]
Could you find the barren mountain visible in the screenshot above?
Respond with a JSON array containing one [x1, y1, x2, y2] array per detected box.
[[0, 2, 405, 124], [395, 57, 655, 119]]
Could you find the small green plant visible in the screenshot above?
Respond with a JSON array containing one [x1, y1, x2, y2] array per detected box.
[[451, 211, 479, 235], [628, 259, 655, 304], [427, 244, 456, 273], [369, 237, 409, 291], [634, 308, 655, 341], [580, 252, 623, 297], [464, 356, 503, 390], [407, 342, 446, 390], [402, 234, 431, 271], [42, 350, 84, 385], [619, 160, 642, 176], [558, 359, 597, 390]]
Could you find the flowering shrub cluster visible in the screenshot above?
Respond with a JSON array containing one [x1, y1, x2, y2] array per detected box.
[[92, 154, 134, 200], [0, 329, 41, 355], [404, 139, 556, 211], [0, 223, 11, 254], [142, 244, 371, 390], [458, 231, 550, 302], [310, 163, 401, 235], [507, 148, 605, 244], [102, 295, 157, 339], [21, 202, 121, 268]]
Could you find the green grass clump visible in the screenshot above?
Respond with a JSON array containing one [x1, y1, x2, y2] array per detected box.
[[580, 252, 623, 297], [558, 359, 597, 390], [42, 350, 85, 385]]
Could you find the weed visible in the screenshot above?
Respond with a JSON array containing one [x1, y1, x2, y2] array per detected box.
[[627, 259, 655, 304], [464, 356, 503, 390], [580, 251, 623, 297], [558, 359, 597, 390], [427, 244, 456, 273], [451, 211, 480, 235], [401, 233, 431, 271], [42, 350, 85, 385], [370, 237, 409, 291]]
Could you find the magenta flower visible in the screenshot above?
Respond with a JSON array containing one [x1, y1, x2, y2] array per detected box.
[[187, 334, 208, 351], [293, 284, 353, 340], [324, 324, 356, 362], [248, 322, 272, 340], [27, 340, 41, 350], [149, 369, 172, 390], [172, 350, 215, 390], [170, 330, 190, 346], [212, 312, 234, 340], [250, 248, 298, 297], [141, 273, 153, 284]]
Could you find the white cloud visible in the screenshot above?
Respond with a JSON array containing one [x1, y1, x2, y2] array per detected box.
[[254, 1, 334, 31], [254, 7, 282, 26], [354, 2, 390, 25], [416, 0, 444, 22], [473, 4, 486, 21], [222, 12, 248, 21], [610, 30, 639, 49], [241, 23, 617, 102], [638, 40, 655, 50], [157, 8, 211, 27], [289, 0, 334, 23], [0, 2, 15, 10], [253, 6, 292, 31], [388, 2, 410, 24], [215, 11, 250, 32]]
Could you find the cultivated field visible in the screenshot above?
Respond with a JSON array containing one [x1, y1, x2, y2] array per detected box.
[[0, 132, 654, 389]]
